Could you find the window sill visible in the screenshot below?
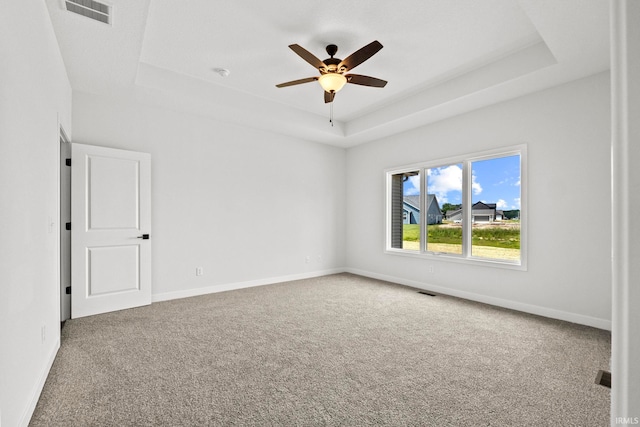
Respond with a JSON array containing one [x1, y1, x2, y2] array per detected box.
[[384, 247, 527, 271]]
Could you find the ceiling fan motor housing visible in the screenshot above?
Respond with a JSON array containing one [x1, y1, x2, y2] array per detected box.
[[323, 45, 344, 73]]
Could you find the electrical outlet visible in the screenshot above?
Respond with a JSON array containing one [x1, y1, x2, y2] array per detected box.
[[428, 266, 435, 274], [196, 267, 203, 276], [41, 325, 46, 343], [305, 256, 310, 264]]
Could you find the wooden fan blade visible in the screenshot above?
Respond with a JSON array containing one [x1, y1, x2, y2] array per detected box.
[[276, 77, 318, 88], [289, 44, 326, 70], [338, 40, 383, 71], [346, 74, 387, 88], [324, 91, 335, 103]]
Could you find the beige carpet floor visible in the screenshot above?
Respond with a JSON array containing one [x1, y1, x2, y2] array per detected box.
[[30, 273, 610, 426]]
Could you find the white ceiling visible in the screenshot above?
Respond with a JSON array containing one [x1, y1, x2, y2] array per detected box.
[[45, 0, 610, 147]]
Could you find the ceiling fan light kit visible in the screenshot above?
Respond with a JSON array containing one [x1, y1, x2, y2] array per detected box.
[[276, 40, 387, 124], [318, 73, 347, 93]]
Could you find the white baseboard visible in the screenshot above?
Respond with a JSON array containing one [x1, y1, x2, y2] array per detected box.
[[345, 268, 612, 331], [20, 338, 60, 427], [152, 268, 346, 303]]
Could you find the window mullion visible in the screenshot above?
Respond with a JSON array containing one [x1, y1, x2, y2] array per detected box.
[[462, 160, 471, 257], [420, 169, 426, 253]]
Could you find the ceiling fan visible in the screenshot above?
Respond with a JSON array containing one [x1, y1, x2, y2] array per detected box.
[[276, 40, 387, 103]]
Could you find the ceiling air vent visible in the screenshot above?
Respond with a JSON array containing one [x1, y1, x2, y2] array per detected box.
[[65, 0, 111, 25]]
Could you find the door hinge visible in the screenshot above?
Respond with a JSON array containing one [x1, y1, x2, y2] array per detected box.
[[65, 222, 71, 231], [65, 158, 71, 167], [65, 286, 71, 295]]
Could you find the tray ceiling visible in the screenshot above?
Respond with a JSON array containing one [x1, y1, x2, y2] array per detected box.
[[45, 0, 610, 147]]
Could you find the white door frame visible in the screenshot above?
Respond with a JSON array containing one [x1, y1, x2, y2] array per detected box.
[[59, 129, 71, 321]]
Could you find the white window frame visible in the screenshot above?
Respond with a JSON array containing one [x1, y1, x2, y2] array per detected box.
[[384, 144, 527, 271]]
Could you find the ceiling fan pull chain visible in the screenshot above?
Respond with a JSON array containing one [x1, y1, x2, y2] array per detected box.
[[330, 99, 334, 126]]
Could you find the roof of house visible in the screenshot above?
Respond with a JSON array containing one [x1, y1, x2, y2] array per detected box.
[[403, 196, 420, 210], [473, 201, 496, 209], [403, 195, 440, 211]]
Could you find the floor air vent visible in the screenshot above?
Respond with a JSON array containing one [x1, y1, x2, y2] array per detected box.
[[65, 0, 111, 25], [595, 370, 611, 388], [418, 291, 437, 297]]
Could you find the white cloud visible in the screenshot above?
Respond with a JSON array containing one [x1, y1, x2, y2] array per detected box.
[[427, 165, 461, 204], [472, 174, 482, 195], [496, 199, 508, 209], [427, 165, 461, 192], [425, 164, 484, 203]]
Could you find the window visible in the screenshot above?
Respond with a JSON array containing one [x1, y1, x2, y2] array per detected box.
[[386, 145, 525, 269]]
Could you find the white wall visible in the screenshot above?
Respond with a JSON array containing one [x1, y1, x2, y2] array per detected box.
[[0, 1, 72, 426], [71, 90, 346, 299], [345, 72, 611, 329]]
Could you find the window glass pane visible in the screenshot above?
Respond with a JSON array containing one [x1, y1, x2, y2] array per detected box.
[[402, 171, 420, 250], [390, 171, 420, 250], [426, 164, 463, 254], [470, 155, 521, 261]]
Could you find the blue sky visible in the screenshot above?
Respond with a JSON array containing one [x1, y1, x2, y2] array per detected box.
[[403, 155, 521, 210]]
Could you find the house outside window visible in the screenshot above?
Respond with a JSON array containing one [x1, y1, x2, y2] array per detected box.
[[446, 201, 504, 223]]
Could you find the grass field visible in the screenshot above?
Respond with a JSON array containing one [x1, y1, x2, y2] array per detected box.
[[402, 222, 521, 260]]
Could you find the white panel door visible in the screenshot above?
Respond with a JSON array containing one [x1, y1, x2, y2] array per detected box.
[[71, 143, 151, 318]]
